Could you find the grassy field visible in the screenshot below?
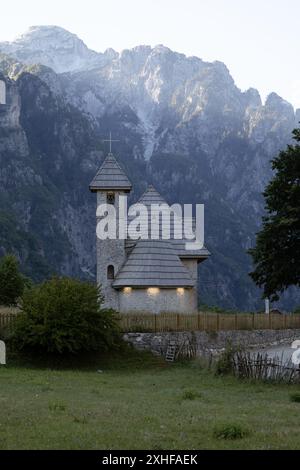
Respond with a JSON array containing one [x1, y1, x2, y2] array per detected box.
[[0, 349, 300, 450]]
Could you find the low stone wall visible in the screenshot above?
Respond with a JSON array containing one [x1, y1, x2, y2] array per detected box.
[[123, 329, 300, 357]]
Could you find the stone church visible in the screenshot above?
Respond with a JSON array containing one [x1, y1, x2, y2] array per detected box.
[[90, 151, 210, 314]]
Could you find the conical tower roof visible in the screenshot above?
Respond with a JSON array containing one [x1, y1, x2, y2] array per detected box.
[[137, 185, 167, 206], [113, 239, 194, 288], [89, 153, 132, 192]]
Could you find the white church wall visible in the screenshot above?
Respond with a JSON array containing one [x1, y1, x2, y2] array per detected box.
[[118, 287, 198, 314], [181, 259, 198, 285], [181, 258, 198, 308]]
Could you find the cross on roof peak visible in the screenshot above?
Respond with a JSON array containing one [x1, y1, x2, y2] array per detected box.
[[103, 132, 119, 154]]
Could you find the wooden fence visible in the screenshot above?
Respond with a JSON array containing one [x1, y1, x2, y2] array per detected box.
[[118, 312, 300, 332], [1, 310, 300, 333], [0, 311, 18, 333]]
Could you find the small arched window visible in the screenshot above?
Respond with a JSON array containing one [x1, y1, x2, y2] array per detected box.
[[107, 265, 115, 280], [107, 193, 115, 205]]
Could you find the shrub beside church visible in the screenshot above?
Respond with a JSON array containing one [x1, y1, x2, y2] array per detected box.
[[12, 277, 121, 355]]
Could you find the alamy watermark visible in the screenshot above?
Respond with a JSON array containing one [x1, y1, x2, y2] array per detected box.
[[0, 80, 6, 105], [96, 195, 205, 251]]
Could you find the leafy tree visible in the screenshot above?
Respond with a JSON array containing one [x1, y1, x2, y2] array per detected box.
[[12, 277, 121, 355], [0, 254, 25, 306], [249, 127, 300, 301]]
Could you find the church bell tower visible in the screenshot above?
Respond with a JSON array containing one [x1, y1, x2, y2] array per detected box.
[[89, 148, 132, 310]]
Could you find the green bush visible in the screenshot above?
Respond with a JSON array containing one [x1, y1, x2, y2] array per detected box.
[[12, 277, 121, 355], [213, 424, 250, 440], [0, 254, 26, 306], [215, 342, 236, 376], [290, 392, 300, 403]]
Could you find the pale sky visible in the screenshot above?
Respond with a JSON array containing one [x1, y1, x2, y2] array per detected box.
[[1, 0, 300, 108]]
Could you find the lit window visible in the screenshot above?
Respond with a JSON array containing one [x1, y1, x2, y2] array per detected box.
[[147, 287, 159, 296]]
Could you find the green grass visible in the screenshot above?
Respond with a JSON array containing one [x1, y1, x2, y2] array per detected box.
[[213, 424, 250, 440], [0, 349, 300, 450]]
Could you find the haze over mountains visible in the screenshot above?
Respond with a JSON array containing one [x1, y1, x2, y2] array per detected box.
[[0, 26, 299, 310]]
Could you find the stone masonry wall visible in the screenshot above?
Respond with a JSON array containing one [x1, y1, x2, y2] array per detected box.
[[119, 287, 197, 314], [123, 329, 300, 357]]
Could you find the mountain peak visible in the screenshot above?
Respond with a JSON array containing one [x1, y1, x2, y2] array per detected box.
[[0, 26, 295, 118], [153, 44, 171, 53], [13, 25, 87, 50], [16, 25, 74, 38], [244, 88, 262, 108], [0, 25, 100, 73], [265, 92, 294, 114]]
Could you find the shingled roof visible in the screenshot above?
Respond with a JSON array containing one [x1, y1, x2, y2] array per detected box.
[[113, 239, 195, 288], [89, 153, 132, 192]]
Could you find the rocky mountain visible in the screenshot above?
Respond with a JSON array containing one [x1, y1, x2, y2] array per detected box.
[[0, 26, 102, 73], [0, 26, 299, 310], [0, 63, 103, 280]]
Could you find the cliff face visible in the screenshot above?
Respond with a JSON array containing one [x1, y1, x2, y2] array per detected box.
[[0, 67, 105, 281], [0, 26, 298, 310]]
